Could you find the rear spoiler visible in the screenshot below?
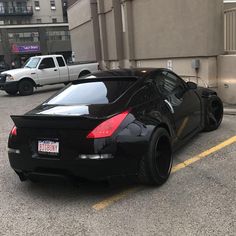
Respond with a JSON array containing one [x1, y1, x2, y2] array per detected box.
[[11, 115, 102, 130]]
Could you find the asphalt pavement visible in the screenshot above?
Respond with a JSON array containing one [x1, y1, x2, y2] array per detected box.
[[0, 85, 235, 236]]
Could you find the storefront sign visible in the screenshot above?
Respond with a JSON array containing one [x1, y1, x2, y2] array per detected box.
[[11, 44, 40, 53]]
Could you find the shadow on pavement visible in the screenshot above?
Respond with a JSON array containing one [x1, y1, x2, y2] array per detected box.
[[16, 175, 139, 204]]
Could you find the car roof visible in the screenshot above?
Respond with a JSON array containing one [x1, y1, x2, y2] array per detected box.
[[91, 68, 171, 79]]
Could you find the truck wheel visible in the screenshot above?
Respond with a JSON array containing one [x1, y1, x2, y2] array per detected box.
[[5, 88, 18, 95], [19, 80, 34, 96]]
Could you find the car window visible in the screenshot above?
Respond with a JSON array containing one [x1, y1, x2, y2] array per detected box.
[[47, 79, 136, 105], [152, 71, 185, 96], [129, 83, 157, 107], [56, 57, 65, 67], [24, 58, 40, 68], [40, 58, 55, 69]]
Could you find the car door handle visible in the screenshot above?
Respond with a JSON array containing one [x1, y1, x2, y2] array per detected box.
[[54, 69, 58, 71], [164, 100, 175, 114]]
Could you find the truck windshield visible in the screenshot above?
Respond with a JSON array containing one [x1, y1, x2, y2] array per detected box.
[[24, 58, 40, 68]]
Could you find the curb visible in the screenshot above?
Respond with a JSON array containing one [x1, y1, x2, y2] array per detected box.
[[224, 108, 236, 115]]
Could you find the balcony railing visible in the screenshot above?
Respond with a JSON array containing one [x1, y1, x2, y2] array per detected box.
[[0, 6, 33, 16]]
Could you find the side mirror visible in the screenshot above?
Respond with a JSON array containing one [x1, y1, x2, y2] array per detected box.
[[38, 63, 46, 70], [187, 81, 197, 90]]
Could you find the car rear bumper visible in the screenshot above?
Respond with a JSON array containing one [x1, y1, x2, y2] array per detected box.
[[8, 150, 142, 181], [8, 117, 152, 181]]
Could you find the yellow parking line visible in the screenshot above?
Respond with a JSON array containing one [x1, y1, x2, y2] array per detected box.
[[92, 136, 236, 211], [93, 187, 140, 211], [172, 135, 236, 172]]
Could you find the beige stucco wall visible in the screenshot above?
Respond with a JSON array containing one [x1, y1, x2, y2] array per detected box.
[[132, 0, 223, 59], [69, 22, 96, 62], [67, 0, 95, 61], [68, 0, 224, 61], [67, 0, 224, 88], [105, 10, 117, 60], [136, 57, 217, 88], [224, 2, 236, 10], [218, 55, 236, 104]]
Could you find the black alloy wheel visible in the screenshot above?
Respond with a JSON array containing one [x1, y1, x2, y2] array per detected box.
[[19, 80, 34, 96], [204, 96, 223, 132], [138, 128, 173, 186]]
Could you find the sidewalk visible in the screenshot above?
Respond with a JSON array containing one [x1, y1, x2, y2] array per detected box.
[[224, 104, 236, 115]]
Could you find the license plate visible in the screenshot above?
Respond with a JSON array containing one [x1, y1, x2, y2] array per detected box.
[[38, 140, 59, 156]]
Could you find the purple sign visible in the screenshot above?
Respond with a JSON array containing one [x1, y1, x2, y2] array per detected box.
[[12, 44, 40, 53]]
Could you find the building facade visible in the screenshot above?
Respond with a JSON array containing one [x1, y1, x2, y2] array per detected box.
[[0, 0, 71, 68], [68, 0, 224, 88]]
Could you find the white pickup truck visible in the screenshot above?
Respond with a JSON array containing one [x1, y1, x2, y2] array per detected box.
[[0, 55, 99, 96]]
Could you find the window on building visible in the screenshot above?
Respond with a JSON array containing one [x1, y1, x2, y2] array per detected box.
[[34, 1, 40, 10], [52, 18, 57, 23], [0, 2, 5, 14], [36, 19, 41, 23], [50, 0, 56, 10], [47, 30, 70, 41], [8, 32, 39, 43], [16, 2, 27, 13]]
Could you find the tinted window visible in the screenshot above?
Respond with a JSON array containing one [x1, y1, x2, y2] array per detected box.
[[152, 71, 185, 95], [40, 58, 55, 69], [56, 57, 65, 67], [47, 79, 136, 105], [129, 83, 157, 106]]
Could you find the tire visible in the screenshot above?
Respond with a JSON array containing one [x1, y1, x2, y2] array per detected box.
[[28, 175, 40, 183], [203, 96, 223, 132], [5, 88, 18, 95], [138, 128, 173, 186], [18, 80, 34, 96], [15, 171, 27, 181]]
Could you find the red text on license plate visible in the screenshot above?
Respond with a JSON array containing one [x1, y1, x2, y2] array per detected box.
[[38, 141, 59, 155]]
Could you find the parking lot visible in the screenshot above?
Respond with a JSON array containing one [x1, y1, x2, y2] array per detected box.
[[0, 86, 235, 236]]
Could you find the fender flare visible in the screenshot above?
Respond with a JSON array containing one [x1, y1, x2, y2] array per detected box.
[[78, 70, 91, 78], [18, 77, 36, 87]]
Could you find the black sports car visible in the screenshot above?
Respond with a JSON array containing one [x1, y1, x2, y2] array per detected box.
[[8, 68, 223, 185]]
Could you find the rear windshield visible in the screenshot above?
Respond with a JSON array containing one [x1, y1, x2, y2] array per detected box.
[[47, 79, 136, 105]]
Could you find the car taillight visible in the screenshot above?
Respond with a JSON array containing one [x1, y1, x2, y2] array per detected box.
[[10, 126, 17, 136], [87, 111, 129, 139]]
